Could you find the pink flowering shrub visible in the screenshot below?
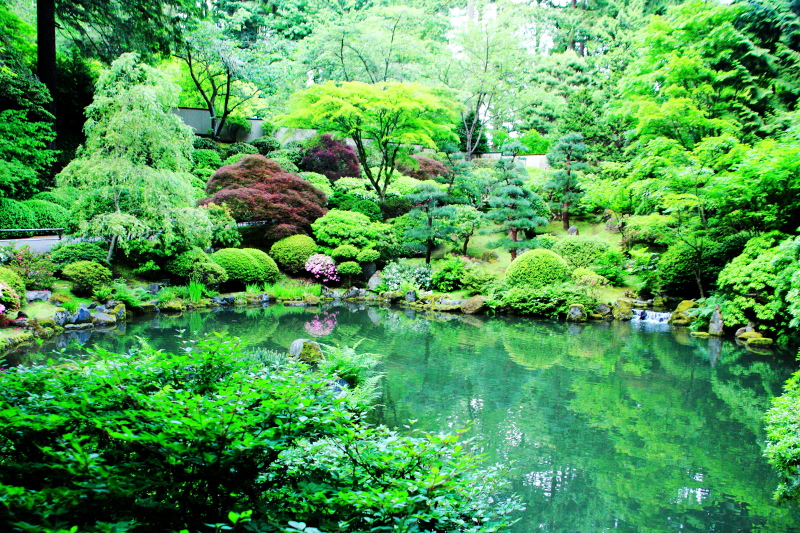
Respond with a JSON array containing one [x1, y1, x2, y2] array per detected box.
[[305, 254, 339, 283], [304, 311, 338, 337], [4, 245, 56, 290], [0, 282, 20, 314]]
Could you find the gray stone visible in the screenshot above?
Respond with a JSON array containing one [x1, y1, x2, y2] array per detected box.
[[92, 312, 117, 327], [147, 283, 163, 295], [461, 296, 488, 315], [567, 225, 579, 236], [405, 290, 417, 303], [260, 293, 275, 303], [595, 303, 612, 316], [567, 304, 588, 322], [709, 305, 724, 336], [362, 262, 377, 280], [26, 290, 51, 302], [54, 309, 70, 326], [65, 322, 93, 330], [289, 338, 323, 363], [71, 307, 93, 324], [342, 287, 360, 299], [368, 271, 383, 291]]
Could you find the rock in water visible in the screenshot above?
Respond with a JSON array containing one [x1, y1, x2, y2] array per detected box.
[[613, 299, 633, 320], [368, 271, 382, 291], [461, 295, 488, 315], [289, 338, 323, 364], [405, 290, 417, 303], [73, 306, 93, 324], [708, 305, 723, 336], [92, 312, 117, 327], [669, 300, 696, 326], [567, 303, 587, 322]]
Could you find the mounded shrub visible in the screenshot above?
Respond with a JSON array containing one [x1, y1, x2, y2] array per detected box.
[[210, 248, 263, 285], [193, 137, 221, 152], [356, 249, 380, 263], [51, 242, 108, 270], [551, 238, 610, 269], [299, 172, 334, 197], [505, 249, 570, 288], [397, 154, 450, 181], [62, 260, 113, 296], [305, 253, 338, 283], [224, 142, 259, 160], [192, 149, 222, 170], [251, 136, 280, 156], [352, 200, 382, 222], [329, 193, 359, 211], [0, 282, 21, 313], [267, 154, 300, 173], [22, 199, 69, 229], [337, 261, 362, 276], [0, 266, 25, 296], [166, 248, 211, 278], [0, 199, 36, 237], [270, 234, 317, 274], [242, 248, 279, 284], [331, 244, 359, 262], [192, 261, 229, 287], [32, 190, 76, 209], [298, 134, 360, 182]]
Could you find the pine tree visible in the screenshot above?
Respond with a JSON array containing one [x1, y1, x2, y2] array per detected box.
[[404, 184, 457, 264], [545, 132, 588, 230]]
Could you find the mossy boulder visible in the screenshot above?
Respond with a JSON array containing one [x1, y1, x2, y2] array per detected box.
[[111, 303, 126, 320], [158, 300, 186, 313], [669, 300, 696, 325], [690, 331, 711, 338], [567, 303, 587, 322], [50, 293, 72, 305], [289, 338, 323, 364], [738, 330, 763, 341], [613, 299, 633, 320], [92, 312, 117, 327], [746, 336, 774, 346]]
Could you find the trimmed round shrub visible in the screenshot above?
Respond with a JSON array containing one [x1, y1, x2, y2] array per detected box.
[[210, 248, 264, 285], [251, 136, 280, 156], [505, 249, 570, 288], [224, 142, 259, 160], [0, 199, 36, 237], [22, 199, 69, 229], [299, 172, 334, 197], [51, 242, 108, 270], [192, 261, 229, 287], [356, 249, 380, 263], [337, 261, 362, 276], [166, 248, 211, 279], [270, 234, 317, 274], [329, 193, 359, 211], [0, 266, 25, 296], [62, 260, 113, 296], [0, 282, 21, 313], [193, 137, 221, 152], [381, 196, 413, 218], [192, 149, 223, 170], [331, 244, 359, 262], [352, 200, 381, 222], [551, 238, 610, 269], [242, 248, 279, 283]]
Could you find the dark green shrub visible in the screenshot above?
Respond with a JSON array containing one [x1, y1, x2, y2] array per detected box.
[[462, 268, 497, 296], [0, 334, 522, 532], [32, 190, 76, 209], [551, 237, 610, 269], [352, 200, 382, 222], [658, 241, 726, 297], [22, 200, 69, 229], [62, 260, 112, 295], [356, 248, 380, 263], [270, 234, 317, 274], [166, 247, 211, 279], [0, 281, 20, 313], [251, 135, 280, 155], [382, 196, 413, 218], [494, 283, 595, 317], [337, 261, 362, 276], [0, 266, 25, 297], [0, 199, 35, 237], [193, 136, 221, 152], [331, 244, 359, 262], [50, 242, 108, 270], [242, 248, 279, 283], [432, 257, 466, 292], [192, 149, 222, 170], [210, 248, 264, 285], [192, 261, 229, 287], [505, 249, 570, 288], [592, 250, 626, 287], [329, 193, 359, 210], [224, 142, 258, 160]]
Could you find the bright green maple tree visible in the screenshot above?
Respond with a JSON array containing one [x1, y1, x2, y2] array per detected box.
[[282, 81, 458, 203]]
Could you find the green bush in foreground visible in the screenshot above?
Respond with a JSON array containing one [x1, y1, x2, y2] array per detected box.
[[0, 334, 522, 532], [270, 234, 317, 274], [505, 248, 570, 288], [210, 248, 264, 285], [766, 368, 800, 502], [62, 260, 112, 296]]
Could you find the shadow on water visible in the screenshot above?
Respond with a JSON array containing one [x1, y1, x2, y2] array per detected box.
[[4, 303, 800, 532]]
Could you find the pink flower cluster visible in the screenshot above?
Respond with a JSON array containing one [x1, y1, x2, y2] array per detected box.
[[305, 311, 338, 337], [305, 254, 339, 283]]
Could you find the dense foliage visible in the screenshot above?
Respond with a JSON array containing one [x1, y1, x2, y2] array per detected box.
[[62, 260, 113, 296], [505, 249, 571, 289], [270, 234, 318, 274], [210, 248, 271, 286], [298, 134, 361, 182]]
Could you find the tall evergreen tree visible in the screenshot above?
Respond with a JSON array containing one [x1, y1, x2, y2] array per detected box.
[[545, 132, 588, 230]]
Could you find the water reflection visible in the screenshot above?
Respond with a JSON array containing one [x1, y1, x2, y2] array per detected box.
[[4, 305, 800, 532]]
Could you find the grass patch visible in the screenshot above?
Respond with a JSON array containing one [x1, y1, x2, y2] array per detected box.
[[263, 281, 321, 299]]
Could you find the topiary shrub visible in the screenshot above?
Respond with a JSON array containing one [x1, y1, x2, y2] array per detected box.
[[166, 248, 211, 278], [22, 199, 69, 229], [0, 199, 36, 237], [551, 238, 610, 269], [329, 193, 359, 211], [191, 261, 229, 287], [381, 196, 413, 218], [210, 248, 264, 285], [270, 234, 317, 274], [224, 142, 259, 160], [331, 244, 359, 262], [299, 134, 361, 182], [0, 266, 25, 297], [337, 261, 362, 279], [242, 248, 279, 283], [251, 136, 280, 156], [51, 242, 108, 270], [192, 149, 222, 170], [193, 137, 221, 152], [299, 172, 333, 197], [397, 154, 450, 181], [62, 260, 113, 296], [352, 200, 382, 222], [0, 282, 21, 313], [505, 249, 570, 288], [356, 249, 380, 263], [312, 210, 385, 249]]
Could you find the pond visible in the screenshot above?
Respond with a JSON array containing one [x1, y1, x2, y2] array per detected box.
[[5, 303, 800, 532]]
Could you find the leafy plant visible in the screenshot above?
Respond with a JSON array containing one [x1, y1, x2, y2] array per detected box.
[[382, 262, 432, 291], [93, 285, 113, 302], [62, 260, 112, 296], [3, 245, 56, 290], [187, 281, 205, 304], [245, 283, 261, 295], [61, 300, 80, 313], [156, 286, 179, 305], [112, 280, 148, 309], [432, 257, 466, 292]]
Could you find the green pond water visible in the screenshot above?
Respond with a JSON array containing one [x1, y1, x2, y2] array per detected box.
[[6, 303, 800, 532]]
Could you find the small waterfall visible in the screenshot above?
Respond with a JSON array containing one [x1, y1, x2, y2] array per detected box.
[[631, 309, 672, 323]]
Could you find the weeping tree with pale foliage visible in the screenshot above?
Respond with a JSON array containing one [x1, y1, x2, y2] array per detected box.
[[56, 53, 213, 262]]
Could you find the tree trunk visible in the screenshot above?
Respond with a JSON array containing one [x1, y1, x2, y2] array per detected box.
[[425, 238, 433, 264], [462, 236, 470, 256], [695, 270, 705, 299], [509, 227, 518, 260], [37, 0, 57, 142], [562, 201, 570, 230], [106, 235, 117, 264]]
